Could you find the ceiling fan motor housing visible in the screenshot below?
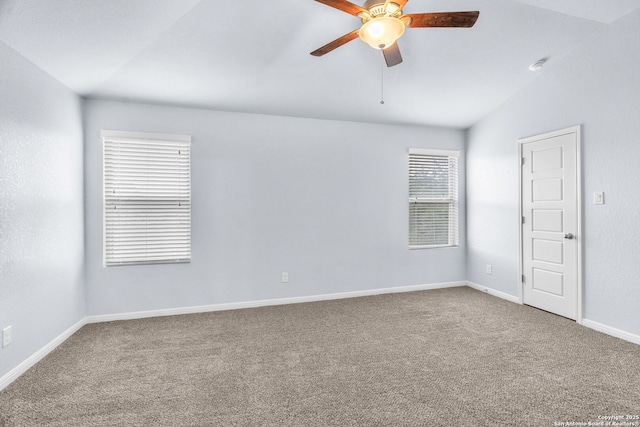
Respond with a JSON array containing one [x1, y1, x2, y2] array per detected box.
[[361, 0, 403, 19]]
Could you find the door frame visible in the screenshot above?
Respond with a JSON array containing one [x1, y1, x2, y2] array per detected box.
[[517, 125, 583, 324]]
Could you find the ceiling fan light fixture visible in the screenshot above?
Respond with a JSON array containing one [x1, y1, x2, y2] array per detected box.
[[359, 16, 405, 49]]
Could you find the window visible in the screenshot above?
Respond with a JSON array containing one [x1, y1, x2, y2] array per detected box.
[[103, 130, 191, 266], [408, 148, 459, 248]]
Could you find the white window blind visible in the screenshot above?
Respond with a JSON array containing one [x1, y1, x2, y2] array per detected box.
[[409, 148, 459, 248], [103, 131, 191, 266]]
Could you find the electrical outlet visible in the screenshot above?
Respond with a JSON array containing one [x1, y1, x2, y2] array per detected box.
[[486, 264, 492, 275], [2, 326, 12, 348], [281, 272, 289, 283], [593, 192, 604, 205]]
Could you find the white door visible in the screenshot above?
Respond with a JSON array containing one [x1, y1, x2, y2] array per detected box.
[[520, 127, 580, 320]]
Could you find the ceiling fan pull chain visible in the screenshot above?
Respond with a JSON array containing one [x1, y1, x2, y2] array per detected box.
[[380, 60, 385, 105]]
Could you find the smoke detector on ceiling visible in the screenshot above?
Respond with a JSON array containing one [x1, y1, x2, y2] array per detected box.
[[529, 58, 547, 72]]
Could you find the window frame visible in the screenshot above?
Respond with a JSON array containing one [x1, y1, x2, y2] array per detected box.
[[102, 130, 191, 267], [408, 148, 459, 250]]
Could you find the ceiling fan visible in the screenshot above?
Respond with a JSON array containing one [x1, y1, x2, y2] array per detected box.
[[310, 0, 479, 67]]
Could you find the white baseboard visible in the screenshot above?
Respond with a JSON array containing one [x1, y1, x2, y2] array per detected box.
[[465, 283, 640, 346], [4, 281, 637, 392], [86, 281, 467, 323], [581, 319, 640, 345], [0, 318, 86, 392], [465, 281, 521, 304], [2, 282, 464, 391]]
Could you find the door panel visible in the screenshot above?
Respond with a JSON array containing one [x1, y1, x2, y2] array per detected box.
[[532, 146, 563, 171], [521, 129, 579, 320], [532, 268, 564, 296], [533, 239, 563, 264], [532, 178, 563, 201], [532, 210, 563, 232]]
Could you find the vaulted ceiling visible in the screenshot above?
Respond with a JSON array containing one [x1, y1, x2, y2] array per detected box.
[[1, 0, 638, 128]]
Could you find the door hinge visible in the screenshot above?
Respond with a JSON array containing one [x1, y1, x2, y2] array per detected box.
[[522, 274, 526, 283], [521, 157, 525, 166], [522, 216, 525, 224]]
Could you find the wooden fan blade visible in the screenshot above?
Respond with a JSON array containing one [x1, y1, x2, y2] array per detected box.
[[382, 42, 403, 67], [314, 0, 368, 16], [310, 29, 360, 57], [404, 11, 479, 28]]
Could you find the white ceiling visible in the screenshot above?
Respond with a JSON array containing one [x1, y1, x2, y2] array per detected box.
[[1, 0, 638, 128]]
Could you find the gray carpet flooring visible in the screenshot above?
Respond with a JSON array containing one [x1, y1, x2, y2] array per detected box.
[[1, 287, 639, 426]]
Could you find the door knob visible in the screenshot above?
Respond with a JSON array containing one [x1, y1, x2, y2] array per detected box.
[[564, 233, 575, 240]]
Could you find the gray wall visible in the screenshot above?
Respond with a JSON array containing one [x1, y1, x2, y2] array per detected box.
[[83, 99, 466, 316], [0, 41, 85, 378], [466, 10, 640, 336]]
